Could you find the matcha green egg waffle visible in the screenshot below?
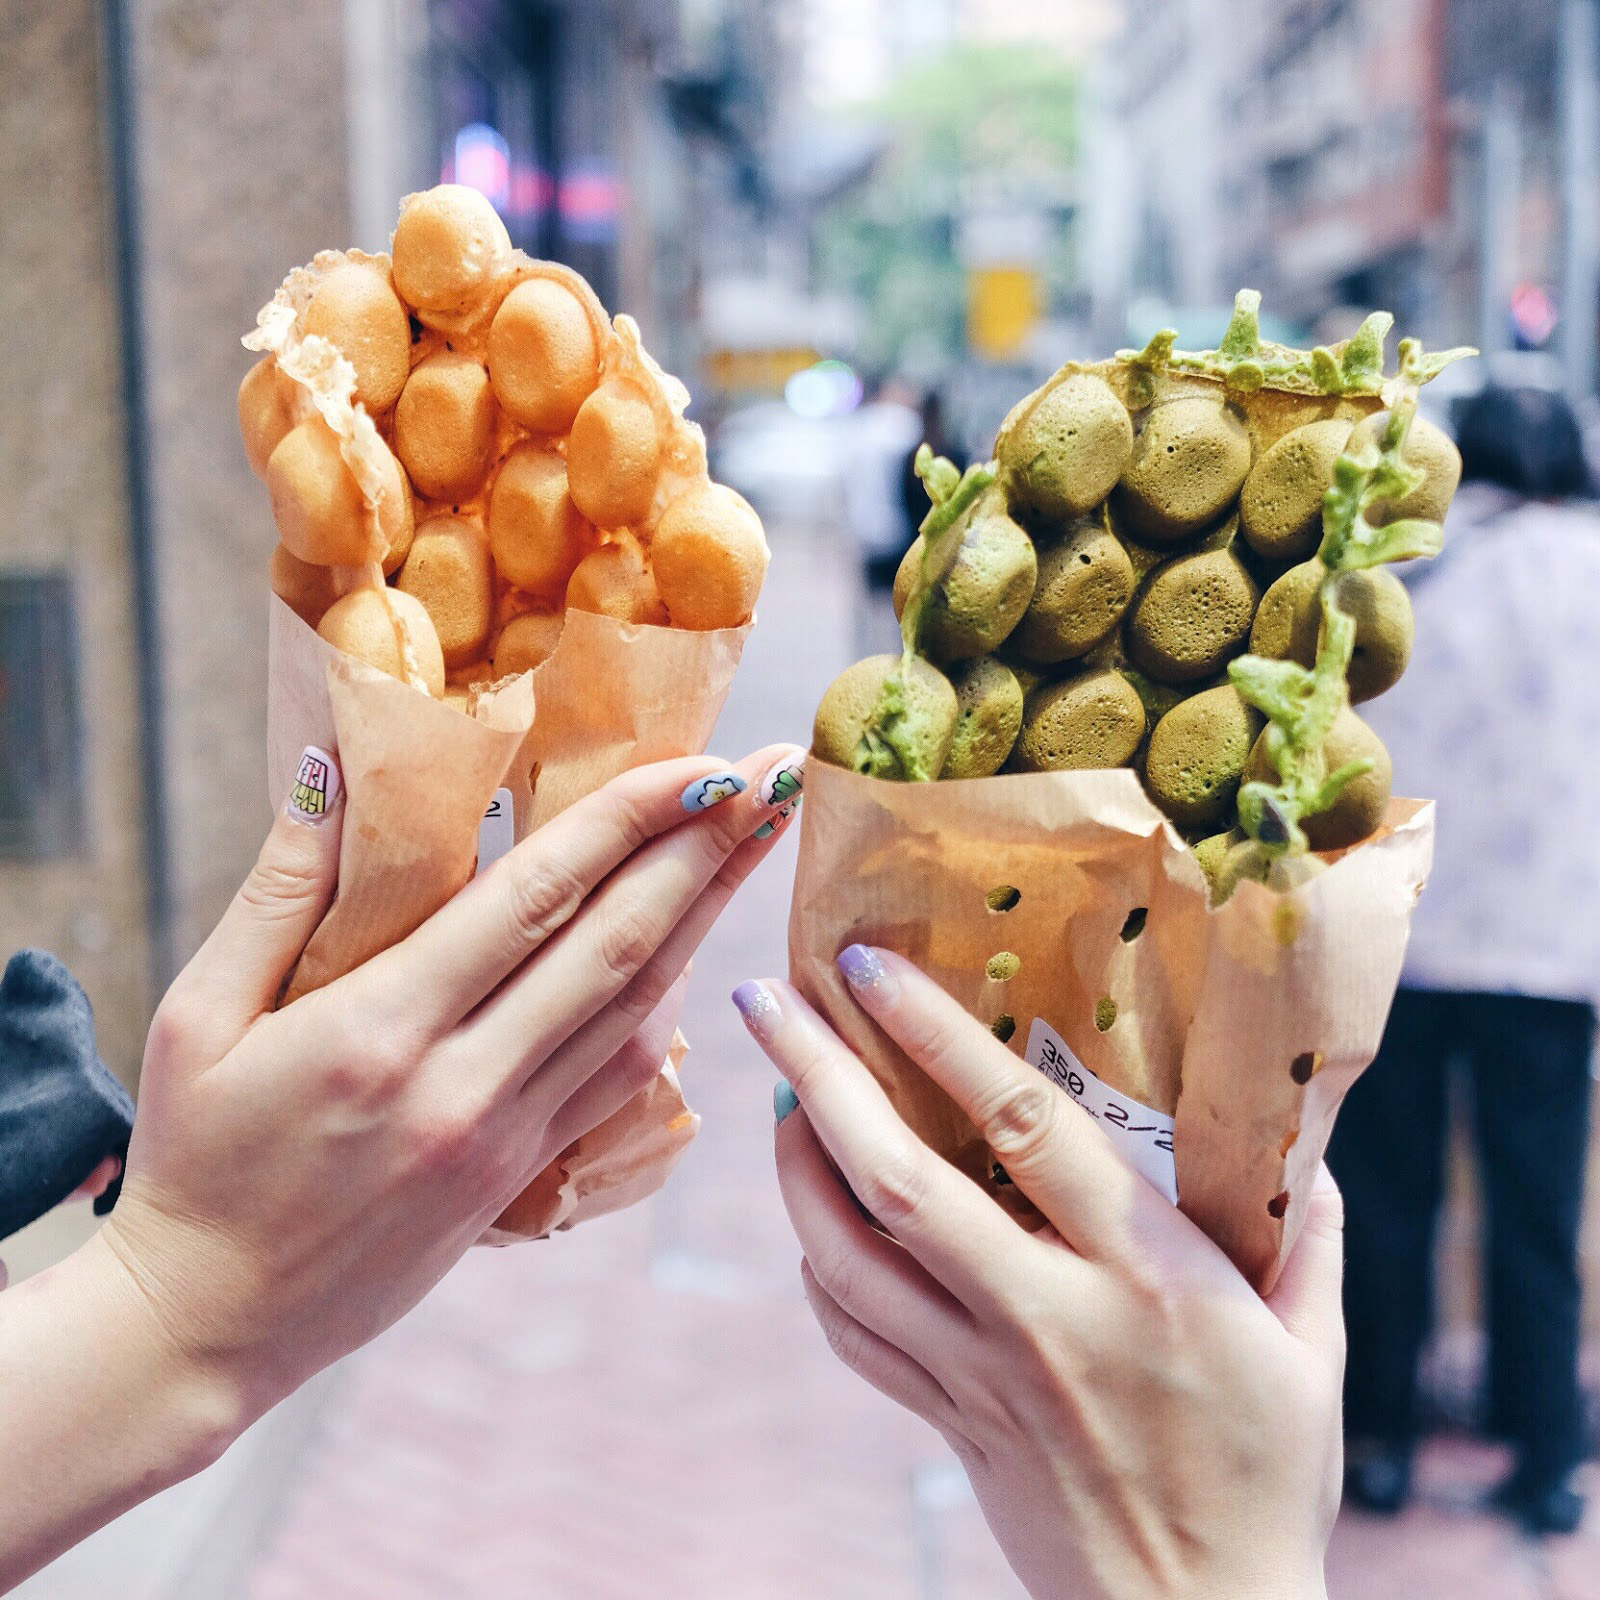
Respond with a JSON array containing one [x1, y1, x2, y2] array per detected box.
[[811, 289, 1470, 898], [789, 294, 1470, 1294]]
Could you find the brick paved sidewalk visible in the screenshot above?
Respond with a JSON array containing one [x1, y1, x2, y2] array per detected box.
[[1328, 1439, 1598, 1599], [241, 530, 1599, 1599]]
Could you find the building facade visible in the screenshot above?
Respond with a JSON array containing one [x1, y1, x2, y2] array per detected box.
[[1085, 0, 1593, 376]]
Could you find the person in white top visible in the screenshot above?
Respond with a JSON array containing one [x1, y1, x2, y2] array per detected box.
[[1331, 384, 1600, 1535]]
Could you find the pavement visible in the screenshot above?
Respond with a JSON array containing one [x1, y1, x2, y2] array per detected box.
[[17, 521, 1600, 1597], [1329, 1440, 1599, 1599]]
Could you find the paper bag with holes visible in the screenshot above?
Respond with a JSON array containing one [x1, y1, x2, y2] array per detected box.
[[787, 760, 1433, 1293]]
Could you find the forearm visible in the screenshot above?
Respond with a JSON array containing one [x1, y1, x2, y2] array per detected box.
[[0, 1233, 245, 1593]]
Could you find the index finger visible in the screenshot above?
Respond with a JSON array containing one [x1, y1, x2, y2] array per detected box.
[[367, 753, 769, 1036], [832, 946, 1188, 1266], [731, 976, 1036, 1318]]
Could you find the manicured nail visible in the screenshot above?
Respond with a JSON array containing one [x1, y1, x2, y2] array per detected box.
[[682, 771, 747, 812], [754, 797, 801, 840], [287, 746, 341, 824], [757, 754, 805, 808], [837, 943, 886, 992], [774, 1080, 799, 1124], [732, 979, 781, 1042]]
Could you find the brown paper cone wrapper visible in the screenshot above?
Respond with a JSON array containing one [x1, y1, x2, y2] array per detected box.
[[268, 596, 751, 1239], [787, 760, 1434, 1293]]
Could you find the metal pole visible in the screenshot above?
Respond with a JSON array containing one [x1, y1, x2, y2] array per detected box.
[[100, 0, 176, 992], [1561, 0, 1599, 398], [1480, 77, 1519, 359]]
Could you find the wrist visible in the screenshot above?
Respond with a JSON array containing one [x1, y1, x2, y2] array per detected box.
[[1163, 1556, 1325, 1600], [73, 1230, 251, 1479], [0, 1233, 253, 1588]]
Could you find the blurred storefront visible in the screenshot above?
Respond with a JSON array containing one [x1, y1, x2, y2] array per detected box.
[[0, 0, 692, 1085]]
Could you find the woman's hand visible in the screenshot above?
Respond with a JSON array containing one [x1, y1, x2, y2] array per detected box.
[[0, 741, 801, 1590], [110, 740, 803, 1413], [734, 948, 1342, 1600]]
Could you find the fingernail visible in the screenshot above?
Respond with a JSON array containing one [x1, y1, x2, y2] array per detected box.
[[682, 771, 747, 812], [838, 943, 887, 992], [753, 797, 801, 840], [757, 753, 805, 808], [287, 746, 341, 824], [774, 1080, 799, 1124], [732, 979, 781, 1042]]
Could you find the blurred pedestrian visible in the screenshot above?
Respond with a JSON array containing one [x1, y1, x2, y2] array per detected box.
[[842, 377, 926, 656], [1331, 384, 1600, 1535]]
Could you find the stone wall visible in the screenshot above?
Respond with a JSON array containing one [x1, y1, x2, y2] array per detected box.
[[129, 0, 350, 964], [0, 3, 152, 1079], [1, 0, 352, 1077]]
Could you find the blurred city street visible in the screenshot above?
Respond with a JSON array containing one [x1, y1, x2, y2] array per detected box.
[[8, 0, 1600, 1594]]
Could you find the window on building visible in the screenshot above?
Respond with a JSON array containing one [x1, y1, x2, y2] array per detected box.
[[0, 571, 86, 860]]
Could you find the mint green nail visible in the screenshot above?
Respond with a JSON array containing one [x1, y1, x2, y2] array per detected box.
[[774, 1080, 799, 1124]]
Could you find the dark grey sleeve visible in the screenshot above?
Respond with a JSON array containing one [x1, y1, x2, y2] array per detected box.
[[0, 950, 136, 1242]]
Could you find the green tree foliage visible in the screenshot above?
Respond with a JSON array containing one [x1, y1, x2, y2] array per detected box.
[[817, 44, 1079, 373]]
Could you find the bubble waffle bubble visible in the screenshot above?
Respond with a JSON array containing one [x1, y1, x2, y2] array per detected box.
[[317, 586, 446, 699], [242, 185, 770, 700], [813, 291, 1471, 870]]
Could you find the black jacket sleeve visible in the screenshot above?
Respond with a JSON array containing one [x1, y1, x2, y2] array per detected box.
[[0, 950, 134, 1241]]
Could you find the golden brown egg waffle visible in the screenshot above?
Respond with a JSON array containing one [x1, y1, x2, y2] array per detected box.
[[242, 186, 768, 1243], [241, 184, 768, 702]]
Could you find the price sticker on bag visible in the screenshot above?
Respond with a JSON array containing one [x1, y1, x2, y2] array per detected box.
[[476, 788, 515, 878], [1024, 1018, 1179, 1204]]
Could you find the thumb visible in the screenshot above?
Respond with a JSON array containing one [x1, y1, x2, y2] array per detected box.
[[163, 747, 344, 1061], [1264, 1162, 1345, 1363]]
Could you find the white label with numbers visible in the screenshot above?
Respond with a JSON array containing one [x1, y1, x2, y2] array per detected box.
[[1024, 1018, 1178, 1204], [476, 789, 515, 877]]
